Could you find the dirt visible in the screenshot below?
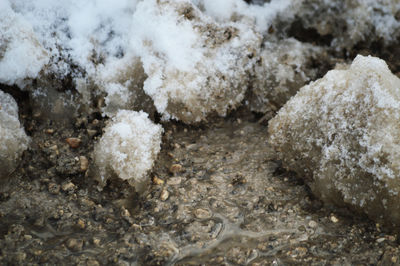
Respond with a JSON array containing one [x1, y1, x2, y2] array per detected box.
[[0, 103, 399, 265]]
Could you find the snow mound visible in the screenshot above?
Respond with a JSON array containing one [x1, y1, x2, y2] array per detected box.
[[268, 55, 400, 227], [0, 90, 30, 178], [132, 0, 261, 123], [93, 110, 163, 192]]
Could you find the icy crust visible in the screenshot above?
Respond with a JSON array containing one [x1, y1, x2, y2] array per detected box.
[[290, 0, 400, 50], [93, 110, 163, 193], [132, 0, 261, 123], [268, 55, 400, 227], [0, 90, 30, 178], [0, 2, 49, 88], [249, 38, 324, 114]]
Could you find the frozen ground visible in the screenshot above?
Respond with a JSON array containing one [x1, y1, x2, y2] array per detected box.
[[0, 109, 399, 265], [1, 0, 400, 265]]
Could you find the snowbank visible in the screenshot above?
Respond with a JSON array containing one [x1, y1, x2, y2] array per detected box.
[[93, 110, 163, 192], [0, 90, 30, 179], [268, 55, 400, 227]]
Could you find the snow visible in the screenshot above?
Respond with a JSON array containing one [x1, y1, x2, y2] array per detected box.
[[268, 55, 400, 227], [131, 0, 261, 122], [0, 2, 49, 88], [93, 110, 163, 193], [0, 90, 30, 179]]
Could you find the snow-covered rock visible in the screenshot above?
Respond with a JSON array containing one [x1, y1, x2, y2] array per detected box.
[[287, 0, 400, 50], [249, 38, 325, 114], [93, 110, 163, 192], [0, 90, 30, 178], [268, 55, 400, 227], [132, 0, 261, 123]]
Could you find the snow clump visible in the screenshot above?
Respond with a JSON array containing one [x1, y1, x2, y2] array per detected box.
[[0, 90, 30, 179], [93, 110, 163, 192], [131, 0, 261, 123], [0, 1, 49, 88], [268, 55, 400, 227]]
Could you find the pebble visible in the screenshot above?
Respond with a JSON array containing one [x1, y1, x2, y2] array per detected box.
[[377, 237, 386, 243], [92, 238, 101, 246], [330, 214, 339, 223], [87, 260, 100, 266], [308, 220, 317, 228], [45, 129, 54, 134], [77, 219, 85, 229], [169, 164, 183, 174], [48, 183, 60, 195], [87, 129, 97, 138], [194, 208, 211, 219], [152, 176, 165, 185], [167, 176, 182, 186], [66, 238, 83, 251], [62, 182, 76, 192], [79, 156, 89, 171], [160, 189, 169, 201], [66, 138, 81, 148]]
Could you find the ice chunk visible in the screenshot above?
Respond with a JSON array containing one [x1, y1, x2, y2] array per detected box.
[[268, 55, 400, 227], [93, 110, 163, 193], [94, 54, 154, 117], [249, 38, 326, 115], [131, 0, 261, 123], [0, 90, 30, 178], [0, 2, 49, 88]]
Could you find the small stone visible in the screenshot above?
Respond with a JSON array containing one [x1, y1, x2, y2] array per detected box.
[[92, 238, 101, 246], [66, 238, 83, 251], [121, 208, 130, 216], [79, 156, 89, 171], [330, 215, 339, 223], [49, 145, 59, 155], [87, 260, 100, 266], [66, 137, 81, 148], [152, 176, 164, 185], [87, 129, 97, 138], [32, 249, 42, 256], [169, 164, 183, 174], [160, 189, 169, 201], [45, 129, 54, 134], [392, 256, 398, 263], [77, 219, 85, 229], [62, 182, 76, 192], [194, 208, 211, 219], [308, 220, 317, 228], [167, 176, 182, 186], [387, 235, 396, 242], [24, 234, 32, 240], [377, 237, 386, 243], [48, 183, 60, 194]]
